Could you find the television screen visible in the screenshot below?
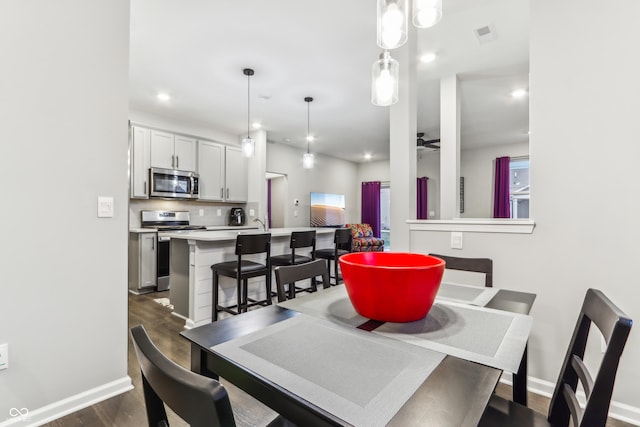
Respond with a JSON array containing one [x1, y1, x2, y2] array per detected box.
[[310, 192, 345, 227]]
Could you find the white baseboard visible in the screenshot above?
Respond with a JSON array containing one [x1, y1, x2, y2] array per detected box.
[[499, 374, 640, 425], [0, 376, 133, 427]]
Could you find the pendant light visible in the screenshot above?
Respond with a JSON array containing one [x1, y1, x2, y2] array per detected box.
[[241, 68, 255, 158], [371, 51, 399, 106], [377, 0, 408, 50], [302, 97, 315, 169], [413, 0, 442, 28]]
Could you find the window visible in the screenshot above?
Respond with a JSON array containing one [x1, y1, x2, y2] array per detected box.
[[509, 158, 530, 219]]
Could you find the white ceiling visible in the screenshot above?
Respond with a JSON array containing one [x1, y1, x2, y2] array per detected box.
[[129, 0, 529, 163]]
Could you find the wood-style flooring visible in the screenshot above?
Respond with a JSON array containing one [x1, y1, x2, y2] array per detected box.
[[45, 291, 634, 427]]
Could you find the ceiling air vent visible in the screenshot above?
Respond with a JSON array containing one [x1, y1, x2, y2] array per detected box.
[[474, 24, 497, 44]]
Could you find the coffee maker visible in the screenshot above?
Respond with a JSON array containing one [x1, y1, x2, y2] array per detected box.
[[228, 207, 246, 226]]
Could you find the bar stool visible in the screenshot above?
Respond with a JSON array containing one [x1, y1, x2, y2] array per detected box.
[[211, 233, 271, 321], [270, 230, 316, 296], [315, 228, 352, 285]]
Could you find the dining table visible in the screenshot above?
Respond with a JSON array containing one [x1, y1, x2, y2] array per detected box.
[[181, 282, 536, 427]]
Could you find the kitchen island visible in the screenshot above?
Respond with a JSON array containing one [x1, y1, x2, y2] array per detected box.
[[162, 227, 335, 328]]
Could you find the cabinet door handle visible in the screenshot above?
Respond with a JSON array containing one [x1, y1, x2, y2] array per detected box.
[[176, 156, 179, 168], [144, 180, 147, 195], [171, 155, 175, 168], [152, 237, 155, 250], [220, 188, 224, 198], [226, 188, 230, 199]]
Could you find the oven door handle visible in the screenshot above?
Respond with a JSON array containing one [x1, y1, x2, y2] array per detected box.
[[157, 236, 171, 242]]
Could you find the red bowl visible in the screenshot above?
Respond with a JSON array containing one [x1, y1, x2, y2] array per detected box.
[[339, 252, 445, 322]]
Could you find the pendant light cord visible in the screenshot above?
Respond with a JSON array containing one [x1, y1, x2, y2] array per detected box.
[[306, 101, 310, 154], [247, 73, 251, 139]]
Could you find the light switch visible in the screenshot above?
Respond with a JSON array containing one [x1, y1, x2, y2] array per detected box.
[[97, 197, 114, 218], [294, 210, 298, 217], [199, 209, 204, 216], [249, 209, 255, 216], [451, 232, 463, 249], [216, 209, 222, 217]]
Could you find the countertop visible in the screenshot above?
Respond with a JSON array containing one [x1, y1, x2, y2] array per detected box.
[[159, 227, 335, 242], [129, 225, 259, 233]]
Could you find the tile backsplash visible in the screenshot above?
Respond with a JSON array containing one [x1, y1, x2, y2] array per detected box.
[[129, 199, 252, 228]]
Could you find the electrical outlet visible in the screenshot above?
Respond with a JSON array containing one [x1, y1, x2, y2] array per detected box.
[[216, 209, 222, 217], [198, 209, 204, 216], [0, 343, 8, 370], [450, 232, 463, 249], [249, 209, 255, 217]]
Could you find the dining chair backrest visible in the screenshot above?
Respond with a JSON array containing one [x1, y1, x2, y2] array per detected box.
[[429, 253, 493, 287], [334, 228, 352, 251], [274, 259, 331, 302], [130, 325, 236, 427], [547, 288, 632, 427], [235, 233, 271, 256]]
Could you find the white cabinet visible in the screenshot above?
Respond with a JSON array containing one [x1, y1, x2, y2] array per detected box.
[[128, 232, 157, 293], [224, 146, 248, 202], [198, 140, 225, 201], [130, 126, 151, 198], [150, 130, 197, 171], [197, 142, 248, 202]]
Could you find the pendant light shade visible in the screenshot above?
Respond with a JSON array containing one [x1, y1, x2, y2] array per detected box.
[[413, 0, 442, 28], [303, 97, 315, 169], [377, 0, 408, 50], [371, 51, 399, 106], [242, 68, 255, 158]]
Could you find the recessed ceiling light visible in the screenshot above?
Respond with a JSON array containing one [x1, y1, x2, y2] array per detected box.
[[252, 122, 262, 129], [364, 153, 372, 160], [283, 138, 291, 143], [157, 92, 171, 102], [511, 88, 528, 98], [306, 135, 314, 142], [420, 52, 437, 63]]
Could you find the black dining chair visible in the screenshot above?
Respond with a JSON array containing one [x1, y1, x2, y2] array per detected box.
[[270, 230, 317, 294], [274, 259, 331, 302], [211, 233, 272, 321], [315, 228, 352, 285], [130, 325, 292, 427], [429, 253, 493, 287], [479, 288, 632, 427]]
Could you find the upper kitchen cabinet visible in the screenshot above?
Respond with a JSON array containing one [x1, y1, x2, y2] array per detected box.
[[224, 146, 248, 202], [150, 130, 197, 172], [130, 126, 151, 198], [198, 141, 248, 202], [198, 140, 224, 201]]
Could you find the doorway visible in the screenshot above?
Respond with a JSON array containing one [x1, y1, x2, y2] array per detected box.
[[380, 183, 391, 250], [267, 172, 287, 228]]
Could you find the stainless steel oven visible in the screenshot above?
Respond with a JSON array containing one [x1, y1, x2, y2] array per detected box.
[[150, 167, 199, 199]]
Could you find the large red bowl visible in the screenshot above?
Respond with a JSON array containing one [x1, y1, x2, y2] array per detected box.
[[339, 252, 445, 322]]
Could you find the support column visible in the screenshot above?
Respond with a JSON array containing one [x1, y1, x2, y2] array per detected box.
[[439, 75, 460, 219], [389, 26, 417, 251]]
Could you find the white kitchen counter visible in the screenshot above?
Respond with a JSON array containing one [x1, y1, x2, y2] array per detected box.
[[167, 227, 335, 328], [128, 225, 259, 233]]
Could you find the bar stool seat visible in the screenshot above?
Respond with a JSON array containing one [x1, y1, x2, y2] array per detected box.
[[315, 228, 352, 285], [211, 233, 272, 321]]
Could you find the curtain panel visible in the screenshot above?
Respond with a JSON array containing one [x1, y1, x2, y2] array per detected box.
[[361, 181, 381, 238], [417, 177, 429, 220], [493, 156, 511, 218]]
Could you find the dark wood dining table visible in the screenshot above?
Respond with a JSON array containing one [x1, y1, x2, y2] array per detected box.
[[181, 288, 535, 427]]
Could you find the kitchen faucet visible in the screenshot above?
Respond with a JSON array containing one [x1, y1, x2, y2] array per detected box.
[[254, 217, 267, 231]]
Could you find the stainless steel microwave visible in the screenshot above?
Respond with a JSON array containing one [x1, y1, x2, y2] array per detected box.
[[149, 168, 199, 199]]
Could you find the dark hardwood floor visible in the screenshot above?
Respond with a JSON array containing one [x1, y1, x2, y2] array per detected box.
[[45, 291, 634, 427]]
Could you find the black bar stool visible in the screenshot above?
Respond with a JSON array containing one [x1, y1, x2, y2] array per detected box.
[[211, 233, 272, 321], [270, 230, 316, 296], [315, 228, 352, 285]]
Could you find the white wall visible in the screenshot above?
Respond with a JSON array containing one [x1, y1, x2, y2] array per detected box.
[[410, 0, 640, 418], [0, 0, 131, 423], [266, 142, 359, 227]]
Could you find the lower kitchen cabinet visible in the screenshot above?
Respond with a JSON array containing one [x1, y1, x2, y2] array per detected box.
[[128, 232, 157, 293]]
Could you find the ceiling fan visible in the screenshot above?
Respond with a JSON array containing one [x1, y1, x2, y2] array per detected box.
[[417, 132, 440, 150]]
